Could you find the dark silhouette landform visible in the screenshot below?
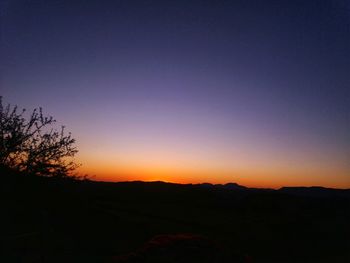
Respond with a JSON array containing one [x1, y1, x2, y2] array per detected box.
[[1, 165, 349, 263]]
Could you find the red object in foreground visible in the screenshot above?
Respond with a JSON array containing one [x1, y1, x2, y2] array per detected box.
[[111, 233, 248, 263]]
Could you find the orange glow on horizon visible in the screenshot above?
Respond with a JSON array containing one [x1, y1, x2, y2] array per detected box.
[[78, 161, 350, 189], [76, 131, 350, 189]]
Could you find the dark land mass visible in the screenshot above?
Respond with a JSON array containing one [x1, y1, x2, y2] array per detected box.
[[1, 165, 349, 263]]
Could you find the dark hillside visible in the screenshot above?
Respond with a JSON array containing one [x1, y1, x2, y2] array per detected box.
[[1, 166, 349, 262]]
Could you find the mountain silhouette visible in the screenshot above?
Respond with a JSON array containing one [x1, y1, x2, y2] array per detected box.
[[1, 166, 349, 263]]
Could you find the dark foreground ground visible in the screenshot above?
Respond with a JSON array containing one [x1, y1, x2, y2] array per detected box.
[[1, 166, 349, 263]]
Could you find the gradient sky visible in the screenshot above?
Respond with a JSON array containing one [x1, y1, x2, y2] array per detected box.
[[1, 0, 349, 188]]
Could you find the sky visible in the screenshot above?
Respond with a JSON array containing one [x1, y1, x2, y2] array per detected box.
[[1, 0, 349, 188]]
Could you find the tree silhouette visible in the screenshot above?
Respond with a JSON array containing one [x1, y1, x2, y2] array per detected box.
[[0, 97, 80, 178]]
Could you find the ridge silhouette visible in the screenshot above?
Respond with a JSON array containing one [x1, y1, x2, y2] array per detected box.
[[1, 166, 349, 262]]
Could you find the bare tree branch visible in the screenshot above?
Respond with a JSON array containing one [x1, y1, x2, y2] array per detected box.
[[0, 97, 81, 178]]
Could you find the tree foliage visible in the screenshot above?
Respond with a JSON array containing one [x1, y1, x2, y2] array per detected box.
[[0, 97, 80, 178]]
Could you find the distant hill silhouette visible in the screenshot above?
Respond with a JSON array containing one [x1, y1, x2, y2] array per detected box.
[[279, 186, 350, 199], [199, 182, 248, 191], [1, 166, 349, 263]]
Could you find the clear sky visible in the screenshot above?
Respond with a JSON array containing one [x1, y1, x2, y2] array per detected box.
[[1, 0, 349, 188]]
